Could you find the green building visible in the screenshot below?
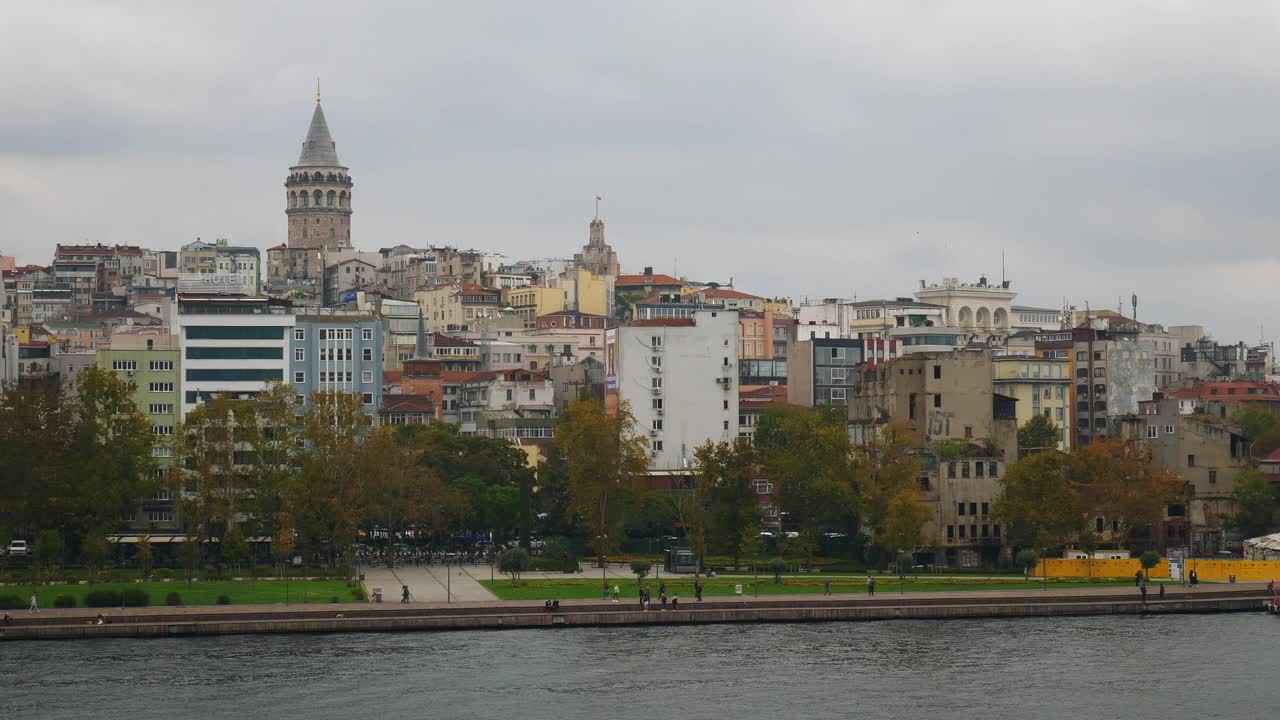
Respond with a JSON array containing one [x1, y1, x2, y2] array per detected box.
[[96, 329, 181, 533]]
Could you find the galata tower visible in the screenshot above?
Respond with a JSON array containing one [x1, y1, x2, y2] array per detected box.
[[285, 85, 353, 251]]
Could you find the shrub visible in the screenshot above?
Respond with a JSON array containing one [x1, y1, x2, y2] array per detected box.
[[84, 590, 123, 607], [152, 569, 173, 581], [0, 594, 24, 609], [498, 548, 531, 584], [629, 559, 652, 582], [1015, 549, 1040, 576], [53, 594, 76, 609], [165, 592, 182, 606], [352, 588, 366, 601], [216, 594, 231, 605], [122, 588, 149, 607], [1139, 550, 1162, 574], [768, 557, 787, 583]]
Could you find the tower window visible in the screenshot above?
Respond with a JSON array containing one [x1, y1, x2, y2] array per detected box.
[[313, 190, 322, 206], [301, 193, 309, 207]]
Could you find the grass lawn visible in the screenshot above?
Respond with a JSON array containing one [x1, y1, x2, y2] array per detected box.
[[2, 579, 363, 609], [480, 575, 1140, 601]]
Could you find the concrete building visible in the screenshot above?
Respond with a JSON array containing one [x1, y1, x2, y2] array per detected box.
[[786, 337, 863, 408], [992, 355, 1072, 450], [503, 286, 566, 328], [1069, 327, 1156, 447], [615, 268, 684, 312], [289, 312, 384, 415], [97, 329, 181, 532], [739, 384, 787, 444], [51, 350, 97, 397], [547, 267, 613, 317], [172, 295, 295, 418], [415, 282, 499, 332], [1125, 395, 1250, 554], [850, 349, 1019, 567], [607, 310, 740, 471], [457, 368, 555, 436], [549, 356, 606, 410], [179, 239, 261, 295], [916, 276, 1016, 334]]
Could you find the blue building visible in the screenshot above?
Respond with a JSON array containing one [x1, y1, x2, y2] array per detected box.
[[289, 312, 383, 415]]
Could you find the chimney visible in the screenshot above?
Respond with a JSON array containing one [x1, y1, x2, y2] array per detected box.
[[643, 266, 653, 285]]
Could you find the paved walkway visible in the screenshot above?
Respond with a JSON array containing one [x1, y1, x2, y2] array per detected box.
[[361, 563, 499, 603]]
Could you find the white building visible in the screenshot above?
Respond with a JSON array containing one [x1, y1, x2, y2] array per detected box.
[[172, 295, 295, 418], [608, 309, 739, 470], [915, 276, 1016, 333]]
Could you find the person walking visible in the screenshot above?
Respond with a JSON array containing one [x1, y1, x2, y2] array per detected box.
[[401, 585, 410, 604], [28, 593, 38, 613], [643, 589, 651, 612], [866, 575, 875, 597], [1159, 583, 1166, 600], [659, 581, 666, 598], [639, 586, 646, 610], [824, 579, 832, 596], [672, 593, 679, 609], [1135, 569, 1143, 587], [659, 591, 668, 610], [694, 580, 703, 602], [1140, 579, 1148, 604], [612, 584, 621, 603]]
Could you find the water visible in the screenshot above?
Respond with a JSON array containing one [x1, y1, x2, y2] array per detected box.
[[2, 614, 1275, 719]]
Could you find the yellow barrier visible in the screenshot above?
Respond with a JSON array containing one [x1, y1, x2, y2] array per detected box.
[[1033, 557, 1280, 582]]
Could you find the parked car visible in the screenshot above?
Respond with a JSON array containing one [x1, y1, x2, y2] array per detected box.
[[7, 540, 29, 557]]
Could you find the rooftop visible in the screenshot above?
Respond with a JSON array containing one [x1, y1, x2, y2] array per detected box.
[[617, 273, 682, 286]]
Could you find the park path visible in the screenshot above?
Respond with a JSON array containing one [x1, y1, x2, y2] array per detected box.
[[361, 563, 497, 603]]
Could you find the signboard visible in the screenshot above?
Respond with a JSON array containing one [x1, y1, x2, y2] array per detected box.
[[177, 273, 249, 295], [606, 373, 618, 391], [1034, 332, 1073, 343]]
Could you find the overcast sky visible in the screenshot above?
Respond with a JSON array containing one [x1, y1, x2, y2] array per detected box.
[[3, 2, 1279, 345]]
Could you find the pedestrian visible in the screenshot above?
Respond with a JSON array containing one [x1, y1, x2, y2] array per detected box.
[[643, 589, 651, 612], [824, 579, 832, 596], [28, 593, 38, 613], [672, 593, 679, 609], [1135, 570, 1143, 587], [603, 580, 610, 600], [1140, 579, 1148, 604], [660, 592, 668, 610], [2, 612, 11, 625], [1159, 583, 1165, 599], [659, 581, 666, 597], [612, 584, 620, 603], [401, 585, 410, 604], [639, 586, 645, 609], [1268, 579, 1275, 595], [866, 575, 875, 597], [695, 580, 703, 602]]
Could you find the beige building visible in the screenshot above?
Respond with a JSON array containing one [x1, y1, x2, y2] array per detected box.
[[992, 355, 1072, 450], [574, 211, 621, 279], [415, 282, 499, 332], [548, 267, 612, 317], [503, 286, 566, 328], [851, 348, 1019, 567]]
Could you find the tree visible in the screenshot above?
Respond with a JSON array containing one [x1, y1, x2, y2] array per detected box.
[[1139, 550, 1161, 579], [1077, 528, 1099, 578], [497, 547, 530, 584], [288, 391, 371, 565], [755, 405, 856, 568], [34, 528, 64, 579], [1230, 406, 1280, 446], [1015, 549, 1040, 578], [70, 367, 158, 541], [1229, 469, 1280, 539], [1018, 414, 1061, 455], [768, 557, 787, 583], [1069, 438, 1183, 548], [694, 439, 763, 571], [172, 395, 245, 566], [81, 532, 112, 584], [554, 399, 650, 563], [856, 423, 927, 560], [0, 378, 76, 538], [222, 524, 250, 575], [629, 559, 652, 584], [135, 534, 153, 580], [993, 451, 1083, 549]]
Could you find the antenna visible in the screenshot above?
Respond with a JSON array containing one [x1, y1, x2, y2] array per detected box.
[[1001, 250, 1006, 287]]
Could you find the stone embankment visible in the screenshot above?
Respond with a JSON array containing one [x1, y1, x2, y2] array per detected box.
[[2, 584, 1268, 641]]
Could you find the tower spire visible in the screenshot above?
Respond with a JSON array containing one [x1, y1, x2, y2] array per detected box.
[[316, 77, 321, 104], [415, 308, 429, 360]]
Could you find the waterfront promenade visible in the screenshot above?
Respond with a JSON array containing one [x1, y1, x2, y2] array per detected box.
[[2, 582, 1268, 641]]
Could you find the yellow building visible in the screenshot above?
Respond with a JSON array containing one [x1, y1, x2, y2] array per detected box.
[[503, 286, 566, 328], [13, 325, 31, 344], [548, 267, 612, 317], [992, 355, 1073, 450]]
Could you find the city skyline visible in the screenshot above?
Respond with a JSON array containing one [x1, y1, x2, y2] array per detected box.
[[3, 2, 1279, 344]]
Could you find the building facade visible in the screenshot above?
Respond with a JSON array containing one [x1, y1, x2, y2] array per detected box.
[[289, 312, 384, 415]]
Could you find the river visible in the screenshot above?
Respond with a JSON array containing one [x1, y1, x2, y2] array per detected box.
[[2, 614, 1274, 719]]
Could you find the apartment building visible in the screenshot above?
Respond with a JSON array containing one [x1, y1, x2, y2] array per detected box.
[[415, 282, 499, 332], [786, 337, 863, 408], [607, 309, 740, 471], [992, 355, 1073, 450], [289, 312, 384, 414], [503, 286, 566, 328]]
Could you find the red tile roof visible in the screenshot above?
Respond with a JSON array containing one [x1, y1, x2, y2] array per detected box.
[[740, 385, 788, 404], [382, 370, 403, 385], [617, 273, 682, 286], [267, 244, 288, 251], [1168, 380, 1280, 402], [432, 333, 478, 348], [696, 288, 762, 301], [379, 394, 436, 413]]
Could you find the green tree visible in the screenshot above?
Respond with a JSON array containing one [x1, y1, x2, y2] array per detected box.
[[1015, 549, 1040, 577], [554, 399, 650, 563], [856, 423, 927, 559], [1230, 406, 1280, 445], [34, 528, 64, 579], [695, 440, 764, 571], [1229, 469, 1280, 539], [222, 524, 250, 574], [993, 451, 1083, 549], [1018, 414, 1062, 455], [0, 378, 76, 537], [1077, 528, 1099, 578], [755, 405, 855, 567], [288, 391, 371, 565], [1139, 550, 1161, 578], [768, 556, 787, 583], [172, 395, 245, 565], [629, 558, 652, 584], [135, 534, 153, 580], [497, 547, 530, 584], [70, 367, 159, 540], [81, 531, 112, 584], [1070, 438, 1183, 549]]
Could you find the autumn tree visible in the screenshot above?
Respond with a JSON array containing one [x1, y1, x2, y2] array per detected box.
[[287, 390, 371, 565], [243, 382, 299, 540], [554, 399, 650, 562], [694, 439, 763, 570], [364, 425, 464, 561], [172, 395, 244, 563], [992, 450, 1083, 549], [855, 422, 927, 560], [0, 378, 76, 538], [1069, 438, 1183, 548]]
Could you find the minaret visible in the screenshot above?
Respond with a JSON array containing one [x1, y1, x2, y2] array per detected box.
[[414, 308, 432, 360], [285, 84, 353, 251]]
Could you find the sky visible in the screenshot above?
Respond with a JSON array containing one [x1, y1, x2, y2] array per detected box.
[[3, 2, 1279, 345]]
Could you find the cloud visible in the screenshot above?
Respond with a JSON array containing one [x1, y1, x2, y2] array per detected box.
[[2, 1, 1278, 344]]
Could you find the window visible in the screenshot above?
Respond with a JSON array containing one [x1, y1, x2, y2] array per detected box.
[[362, 392, 374, 406], [653, 398, 663, 410], [723, 400, 729, 410], [1208, 470, 1217, 484], [969, 502, 977, 516], [959, 525, 967, 539], [294, 371, 305, 384], [829, 388, 847, 402], [652, 377, 663, 389], [1147, 425, 1158, 439], [933, 394, 941, 408], [1187, 454, 1196, 468], [148, 404, 174, 415], [654, 440, 663, 452], [933, 365, 941, 379], [149, 361, 174, 371], [964, 425, 973, 439], [187, 326, 284, 340], [981, 502, 989, 516], [652, 356, 662, 368], [361, 370, 373, 384], [111, 360, 137, 371], [528, 389, 536, 401], [947, 525, 954, 540], [295, 348, 305, 362], [362, 328, 373, 341], [993, 525, 1001, 539], [152, 425, 173, 436], [988, 462, 998, 477], [149, 382, 174, 393], [153, 446, 173, 458], [958, 502, 966, 516], [294, 328, 305, 341], [652, 419, 663, 431], [947, 462, 956, 479], [1165, 425, 1174, 434], [961, 462, 970, 478], [975, 462, 984, 478], [147, 511, 174, 523], [362, 347, 374, 361], [186, 369, 282, 382]]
